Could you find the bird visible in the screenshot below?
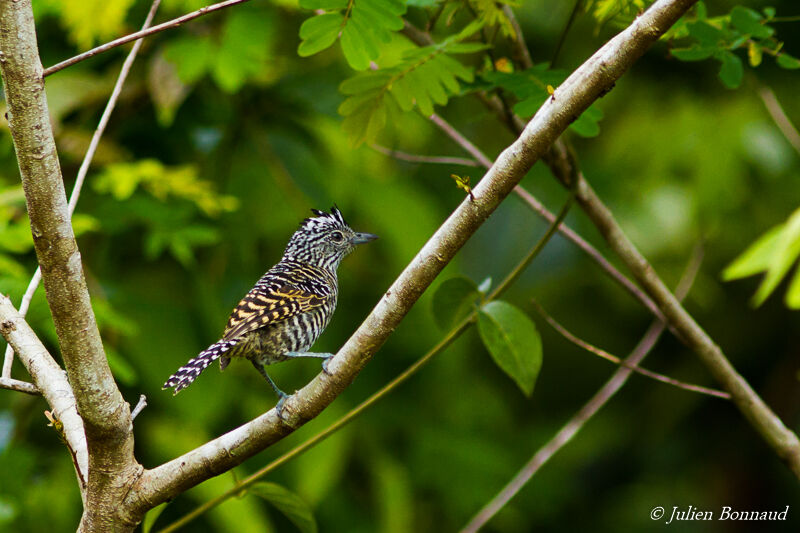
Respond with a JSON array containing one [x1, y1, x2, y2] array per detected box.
[[163, 206, 377, 412]]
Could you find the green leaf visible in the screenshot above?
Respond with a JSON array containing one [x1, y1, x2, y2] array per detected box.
[[718, 52, 743, 89], [753, 207, 800, 306], [722, 224, 783, 281], [298, 0, 406, 69], [338, 47, 473, 144], [339, 71, 393, 94], [477, 301, 543, 397], [298, 13, 344, 57], [432, 277, 481, 330], [250, 482, 318, 533], [686, 21, 725, 47], [671, 46, 716, 61], [730, 6, 773, 39], [777, 53, 800, 70]]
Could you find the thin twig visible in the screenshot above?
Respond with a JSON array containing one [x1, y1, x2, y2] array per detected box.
[[757, 85, 800, 156], [0, 376, 39, 395], [131, 394, 148, 421], [370, 144, 481, 167], [157, 198, 575, 533], [530, 299, 729, 399], [43, 0, 249, 77], [2, 0, 162, 379], [462, 245, 703, 533]]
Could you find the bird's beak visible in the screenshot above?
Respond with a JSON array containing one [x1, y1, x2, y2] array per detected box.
[[351, 232, 379, 245]]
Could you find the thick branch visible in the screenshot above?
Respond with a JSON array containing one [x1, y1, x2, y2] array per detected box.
[[568, 174, 800, 477], [0, 0, 139, 528], [122, 0, 699, 520], [0, 295, 88, 485]]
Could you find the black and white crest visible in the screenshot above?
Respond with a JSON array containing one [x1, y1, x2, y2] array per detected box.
[[283, 206, 377, 270]]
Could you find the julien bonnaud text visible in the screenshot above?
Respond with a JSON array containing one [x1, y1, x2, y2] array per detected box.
[[662, 505, 789, 524]]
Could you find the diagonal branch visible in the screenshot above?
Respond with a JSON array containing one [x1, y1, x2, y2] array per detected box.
[[3, 0, 162, 390], [0, 0, 150, 526], [121, 0, 700, 521], [43, 0, 251, 77], [0, 295, 88, 486]]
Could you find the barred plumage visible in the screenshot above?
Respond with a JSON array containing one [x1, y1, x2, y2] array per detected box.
[[163, 206, 377, 405]]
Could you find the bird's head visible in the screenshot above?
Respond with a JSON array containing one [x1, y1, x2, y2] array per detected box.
[[283, 206, 378, 269]]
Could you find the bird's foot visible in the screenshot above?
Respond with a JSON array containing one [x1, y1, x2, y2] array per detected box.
[[275, 391, 290, 421], [321, 354, 334, 375]]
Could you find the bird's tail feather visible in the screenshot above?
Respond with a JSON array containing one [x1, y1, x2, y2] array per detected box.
[[163, 339, 239, 394]]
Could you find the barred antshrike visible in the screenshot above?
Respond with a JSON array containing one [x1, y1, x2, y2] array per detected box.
[[163, 206, 377, 411]]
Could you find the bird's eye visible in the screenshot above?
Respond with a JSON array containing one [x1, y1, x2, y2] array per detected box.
[[331, 231, 344, 242]]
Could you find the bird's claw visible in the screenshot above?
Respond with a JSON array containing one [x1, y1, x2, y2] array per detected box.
[[275, 392, 289, 421], [322, 355, 334, 375]]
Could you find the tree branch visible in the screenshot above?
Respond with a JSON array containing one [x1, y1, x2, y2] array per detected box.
[[462, 244, 702, 532], [0, 294, 88, 487], [0, 0, 146, 528], [121, 0, 700, 520], [43, 0, 252, 77], [3, 0, 161, 393], [565, 172, 800, 477], [0, 376, 39, 395]]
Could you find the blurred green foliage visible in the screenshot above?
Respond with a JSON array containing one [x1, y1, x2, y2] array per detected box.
[[1, 0, 799, 531]]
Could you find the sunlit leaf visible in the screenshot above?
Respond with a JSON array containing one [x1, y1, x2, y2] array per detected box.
[[477, 300, 543, 396], [753, 207, 800, 306], [722, 224, 783, 281]]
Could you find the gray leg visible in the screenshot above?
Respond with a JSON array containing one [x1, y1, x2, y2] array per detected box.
[[251, 360, 289, 414], [285, 351, 335, 375]]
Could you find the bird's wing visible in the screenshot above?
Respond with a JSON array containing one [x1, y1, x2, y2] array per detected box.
[[222, 284, 329, 341]]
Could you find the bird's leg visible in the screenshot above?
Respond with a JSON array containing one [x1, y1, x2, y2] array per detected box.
[[251, 360, 289, 415], [285, 351, 335, 375]]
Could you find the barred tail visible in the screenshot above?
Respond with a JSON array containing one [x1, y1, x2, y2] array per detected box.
[[163, 339, 239, 394]]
